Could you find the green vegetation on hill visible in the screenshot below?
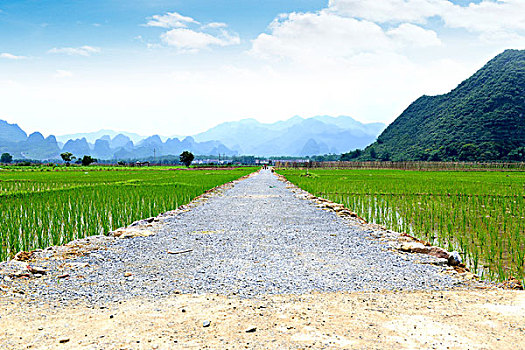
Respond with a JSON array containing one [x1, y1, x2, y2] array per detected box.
[[348, 49, 525, 162]]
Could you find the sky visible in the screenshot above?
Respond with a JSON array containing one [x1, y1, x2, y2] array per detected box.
[[0, 0, 524, 137]]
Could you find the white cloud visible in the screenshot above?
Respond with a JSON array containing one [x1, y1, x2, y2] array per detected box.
[[478, 30, 525, 47], [251, 11, 392, 63], [329, 0, 525, 37], [161, 28, 240, 51], [145, 12, 198, 28], [54, 70, 73, 78], [250, 11, 443, 64], [387, 23, 441, 47], [48, 46, 101, 56], [442, 0, 525, 34], [252, 1, 525, 64], [0, 53, 27, 60], [202, 22, 228, 29], [145, 12, 240, 52], [328, 0, 448, 23]]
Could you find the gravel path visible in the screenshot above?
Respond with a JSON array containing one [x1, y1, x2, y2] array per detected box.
[[6, 169, 461, 305]]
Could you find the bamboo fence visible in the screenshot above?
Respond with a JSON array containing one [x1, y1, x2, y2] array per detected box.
[[274, 161, 525, 171]]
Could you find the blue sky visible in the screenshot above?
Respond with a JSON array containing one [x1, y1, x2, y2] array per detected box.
[[0, 1, 326, 52], [0, 0, 523, 137]]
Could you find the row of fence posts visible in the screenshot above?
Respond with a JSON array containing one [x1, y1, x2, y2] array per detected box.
[[273, 161, 525, 171]]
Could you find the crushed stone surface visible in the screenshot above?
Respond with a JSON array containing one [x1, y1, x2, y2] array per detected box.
[[2, 169, 464, 305]]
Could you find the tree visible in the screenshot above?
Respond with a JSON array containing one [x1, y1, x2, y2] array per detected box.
[[508, 147, 525, 161], [369, 147, 377, 159], [1, 153, 13, 164], [340, 149, 362, 161], [458, 144, 479, 161], [179, 151, 194, 167], [379, 151, 391, 161], [60, 152, 74, 166], [81, 155, 96, 166]]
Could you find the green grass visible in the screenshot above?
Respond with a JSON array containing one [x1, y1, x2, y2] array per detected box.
[[278, 168, 525, 283], [0, 167, 255, 261]]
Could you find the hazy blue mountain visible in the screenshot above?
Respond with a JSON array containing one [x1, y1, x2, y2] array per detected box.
[[56, 129, 148, 144], [113, 146, 134, 160], [193, 119, 276, 151], [300, 139, 323, 156], [27, 132, 44, 144], [164, 138, 183, 155], [110, 134, 132, 149], [0, 128, 59, 160], [0, 119, 27, 143], [122, 140, 134, 151], [62, 138, 91, 156], [20, 133, 60, 159], [93, 139, 113, 159], [193, 115, 385, 156], [139, 135, 164, 148], [312, 116, 385, 135], [1, 114, 384, 160]]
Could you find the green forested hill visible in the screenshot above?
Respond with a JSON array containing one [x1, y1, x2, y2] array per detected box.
[[347, 49, 525, 161]]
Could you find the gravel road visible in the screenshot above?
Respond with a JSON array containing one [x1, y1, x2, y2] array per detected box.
[[5, 169, 461, 305]]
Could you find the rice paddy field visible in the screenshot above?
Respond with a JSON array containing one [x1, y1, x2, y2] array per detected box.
[[278, 168, 525, 283], [0, 166, 254, 261]]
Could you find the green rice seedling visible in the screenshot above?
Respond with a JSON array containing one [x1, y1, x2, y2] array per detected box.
[[0, 167, 254, 260], [278, 168, 525, 282]]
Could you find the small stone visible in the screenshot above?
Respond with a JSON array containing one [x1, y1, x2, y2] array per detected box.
[[27, 265, 47, 275], [203, 320, 211, 327], [124, 272, 132, 277], [245, 327, 257, 333], [14, 251, 34, 261], [398, 242, 427, 253], [463, 272, 477, 280], [33, 273, 43, 278], [448, 251, 462, 266], [428, 247, 449, 259], [58, 338, 70, 344], [433, 258, 449, 266]]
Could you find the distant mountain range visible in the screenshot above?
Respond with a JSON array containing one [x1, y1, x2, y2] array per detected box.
[[0, 121, 237, 160], [55, 130, 153, 144], [193, 116, 384, 156], [355, 49, 525, 162], [0, 115, 385, 160]]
